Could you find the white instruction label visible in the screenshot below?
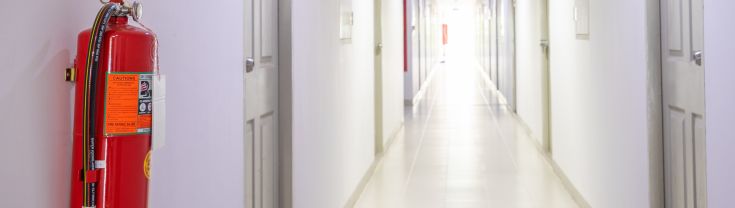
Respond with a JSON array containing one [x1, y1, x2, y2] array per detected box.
[[152, 75, 166, 150]]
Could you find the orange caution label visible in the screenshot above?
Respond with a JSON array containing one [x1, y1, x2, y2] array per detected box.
[[137, 114, 152, 129], [105, 73, 153, 135]]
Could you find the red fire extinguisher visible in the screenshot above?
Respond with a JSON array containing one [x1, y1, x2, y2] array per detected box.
[[68, 0, 156, 207]]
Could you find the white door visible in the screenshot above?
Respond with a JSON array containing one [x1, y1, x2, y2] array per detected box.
[[540, 0, 551, 153], [374, 0, 384, 154], [483, 4, 491, 76], [244, 0, 279, 207], [661, 0, 706, 207], [490, 0, 499, 88], [412, 0, 421, 89], [419, 0, 429, 82]]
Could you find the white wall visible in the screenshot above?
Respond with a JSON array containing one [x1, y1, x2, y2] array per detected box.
[[514, 0, 545, 144], [291, 0, 376, 207], [405, 0, 421, 102], [548, 0, 654, 207], [0, 1, 76, 207], [72, 1, 247, 207], [704, 1, 735, 207], [478, 3, 491, 76], [382, 0, 406, 143]]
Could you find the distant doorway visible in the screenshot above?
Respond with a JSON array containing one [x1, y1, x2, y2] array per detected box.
[[660, 0, 707, 207]]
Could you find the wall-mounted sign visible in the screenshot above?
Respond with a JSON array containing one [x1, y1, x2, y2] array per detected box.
[[574, 0, 590, 39], [340, 0, 354, 41]]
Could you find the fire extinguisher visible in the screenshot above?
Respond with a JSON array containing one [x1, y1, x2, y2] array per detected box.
[[67, 0, 156, 207]]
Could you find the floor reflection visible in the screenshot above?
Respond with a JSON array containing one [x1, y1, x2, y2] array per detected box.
[[354, 60, 580, 208]]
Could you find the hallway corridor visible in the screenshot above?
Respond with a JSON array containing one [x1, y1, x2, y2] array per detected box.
[[355, 60, 580, 207], [7, 0, 735, 207]]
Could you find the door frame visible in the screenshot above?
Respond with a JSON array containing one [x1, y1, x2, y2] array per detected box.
[[415, 0, 423, 90], [493, 0, 500, 89], [510, 0, 518, 112], [646, 0, 665, 207], [277, 0, 293, 207], [540, 0, 552, 153], [374, 0, 385, 154], [244, 0, 254, 206]]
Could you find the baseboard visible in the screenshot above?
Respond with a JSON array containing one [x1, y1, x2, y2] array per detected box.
[[475, 65, 591, 208], [342, 155, 381, 208], [381, 122, 404, 151], [343, 125, 405, 208], [405, 62, 442, 106], [476, 67, 511, 108], [547, 155, 592, 208], [512, 114, 591, 208]]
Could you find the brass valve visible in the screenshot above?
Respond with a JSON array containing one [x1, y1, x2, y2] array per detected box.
[[102, 0, 143, 22]]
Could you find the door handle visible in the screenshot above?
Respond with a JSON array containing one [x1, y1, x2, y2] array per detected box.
[[539, 40, 549, 49], [246, 57, 255, 73], [540, 40, 550, 55], [692, 50, 703, 66]]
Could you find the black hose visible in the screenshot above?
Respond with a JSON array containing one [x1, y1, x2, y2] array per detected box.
[[82, 3, 119, 207]]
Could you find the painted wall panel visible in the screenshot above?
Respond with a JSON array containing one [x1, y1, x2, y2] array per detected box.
[[548, 0, 654, 207], [0, 1, 76, 206], [703, 1, 735, 207], [383, 0, 406, 142], [291, 0, 376, 207], [515, 0, 545, 144]]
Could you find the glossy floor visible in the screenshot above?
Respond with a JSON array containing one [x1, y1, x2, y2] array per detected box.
[[354, 61, 580, 208]]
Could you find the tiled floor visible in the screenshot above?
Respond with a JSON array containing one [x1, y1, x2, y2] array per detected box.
[[354, 60, 580, 208]]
